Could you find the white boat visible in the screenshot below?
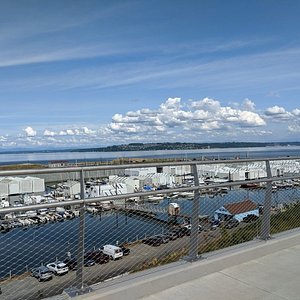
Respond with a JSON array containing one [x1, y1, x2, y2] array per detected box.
[[147, 195, 164, 202]]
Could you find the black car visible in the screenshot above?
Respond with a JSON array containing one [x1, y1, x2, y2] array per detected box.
[[63, 257, 96, 269], [120, 245, 131, 256], [170, 227, 187, 238], [143, 236, 163, 247], [166, 231, 178, 240], [155, 234, 170, 244], [63, 258, 77, 271], [85, 251, 110, 264], [84, 258, 95, 267], [224, 219, 239, 229], [243, 214, 259, 223]]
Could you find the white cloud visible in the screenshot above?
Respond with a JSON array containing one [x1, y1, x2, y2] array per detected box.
[[266, 105, 286, 115], [190, 98, 221, 112], [265, 105, 292, 120], [242, 98, 256, 111], [237, 111, 266, 126], [82, 127, 96, 135], [200, 121, 220, 130], [2, 97, 299, 149], [292, 109, 300, 117], [24, 126, 37, 137], [160, 97, 182, 112], [66, 129, 75, 135], [43, 129, 56, 136], [288, 124, 300, 133], [107, 97, 267, 141]]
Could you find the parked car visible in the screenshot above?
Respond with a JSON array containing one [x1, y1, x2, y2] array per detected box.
[[64, 256, 97, 268], [166, 231, 178, 240], [224, 219, 239, 229], [46, 261, 68, 275], [243, 214, 259, 223], [143, 236, 163, 247], [210, 220, 220, 230], [84, 258, 95, 267], [31, 266, 53, 282], [119, 245, 131, 256], [63, 258, 77, 271], [183, 224, 202, 233], [170, 227, 187, 238], [154, 234, 170, 244], [85, 251, 109, 264], [100, 245, 123, 260]]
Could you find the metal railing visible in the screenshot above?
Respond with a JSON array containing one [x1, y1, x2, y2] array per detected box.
[[0, 157, 300, 299]]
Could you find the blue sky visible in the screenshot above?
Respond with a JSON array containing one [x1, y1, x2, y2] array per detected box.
[[1, 0, 300, 149]]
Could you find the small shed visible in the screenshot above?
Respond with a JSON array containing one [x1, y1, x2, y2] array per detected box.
[[168, 202, 180, 216], [214, 199, 259, 222]]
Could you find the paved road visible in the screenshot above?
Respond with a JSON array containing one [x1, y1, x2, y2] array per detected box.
[[0, 230, 221, 300]]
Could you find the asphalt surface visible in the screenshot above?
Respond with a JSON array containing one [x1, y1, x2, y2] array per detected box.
[[0, 229, 221, 300]]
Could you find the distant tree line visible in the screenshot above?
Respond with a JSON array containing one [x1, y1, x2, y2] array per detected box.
[[73, 142, 300, 153]]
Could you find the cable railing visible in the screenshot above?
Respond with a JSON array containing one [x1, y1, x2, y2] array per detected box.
[[0, 157, 300, 299]]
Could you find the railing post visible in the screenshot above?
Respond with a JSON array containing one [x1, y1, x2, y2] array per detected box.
[[76, 169, 86, 290], [185, 164, 201, 262], [260, 160, 272, 240], [65, 169, 92, 296]]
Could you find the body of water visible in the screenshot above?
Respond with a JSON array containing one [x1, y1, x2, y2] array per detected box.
[[0, 213, 169, 279], [0, 146, 300, 165]]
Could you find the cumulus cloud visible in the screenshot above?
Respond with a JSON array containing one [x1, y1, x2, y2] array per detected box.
[[82, 127, 96, 135], [265, 105, 292, 120], [66, 129, 75, 135], [107, 97, 267, 140], [190, 97, 220, 112], [288, 124, 300, 133], [4, 97, 299, 149], [292, 109, 300, 117], [242, 98, 256, 111], [43, 129, 56, 136], [24, 126, 37, 137]]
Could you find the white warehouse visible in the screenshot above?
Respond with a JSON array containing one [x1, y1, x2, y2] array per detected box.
[[125, 167, 157, 176], [0, 176, 44, 196]]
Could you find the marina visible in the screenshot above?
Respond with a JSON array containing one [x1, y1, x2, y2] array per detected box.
[[1, 183, 300, 280]]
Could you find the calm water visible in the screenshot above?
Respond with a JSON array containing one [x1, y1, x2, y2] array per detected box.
[[1, 146, 300, 164], [1, 187, 300, 278], [0, 213, 169, 278]]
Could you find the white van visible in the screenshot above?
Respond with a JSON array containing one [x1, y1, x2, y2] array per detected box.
[[100, 245, 123, 260]]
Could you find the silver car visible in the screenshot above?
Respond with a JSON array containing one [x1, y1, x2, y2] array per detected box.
[[31, 266, 53, 282]]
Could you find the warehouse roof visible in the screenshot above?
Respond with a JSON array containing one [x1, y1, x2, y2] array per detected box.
[[224, 199, 257, 215]]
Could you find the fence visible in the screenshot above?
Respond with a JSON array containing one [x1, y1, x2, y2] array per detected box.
[[1, 157, 300, 299]]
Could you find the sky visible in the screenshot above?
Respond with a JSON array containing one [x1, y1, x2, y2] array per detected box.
[[1, 0, 300, 150]]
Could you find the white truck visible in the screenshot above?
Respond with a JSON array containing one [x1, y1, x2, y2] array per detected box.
[[100, 245, 123, 260]]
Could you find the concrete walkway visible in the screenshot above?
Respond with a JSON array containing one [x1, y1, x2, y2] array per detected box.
[[62, 229, 300, 300], [141, 243, 300, 300]]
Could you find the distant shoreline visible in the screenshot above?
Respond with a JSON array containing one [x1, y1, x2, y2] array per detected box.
[[1, 141, 300, 155]]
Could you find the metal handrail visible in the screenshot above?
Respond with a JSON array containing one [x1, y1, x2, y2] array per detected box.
[[0, 172, 299, 214], [1, 157, 300, 297]]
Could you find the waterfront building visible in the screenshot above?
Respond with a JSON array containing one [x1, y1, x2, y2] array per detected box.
[[214, 199, 259, 222]]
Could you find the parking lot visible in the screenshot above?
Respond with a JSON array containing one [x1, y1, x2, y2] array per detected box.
[[0, 228, 221, 300]]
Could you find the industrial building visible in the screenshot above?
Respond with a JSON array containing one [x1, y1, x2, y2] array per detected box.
[[0, 176, 45, 206], [214, 199, 259, 222]]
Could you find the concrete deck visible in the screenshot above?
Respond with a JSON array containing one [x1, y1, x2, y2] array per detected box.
[[61, 229, 300, 300]]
